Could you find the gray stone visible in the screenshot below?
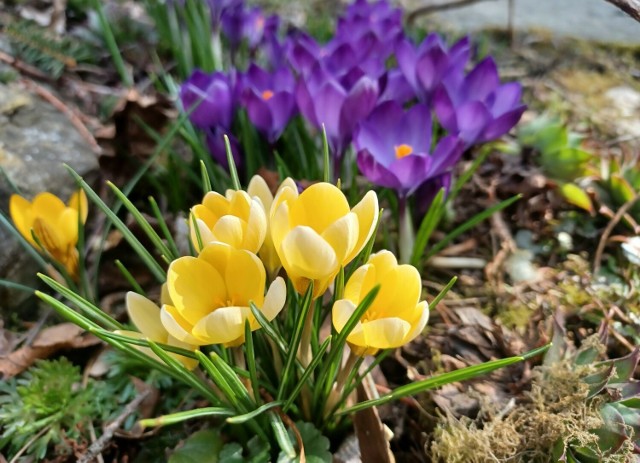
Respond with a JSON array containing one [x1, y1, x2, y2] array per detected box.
[[0, 82, 98, 311]]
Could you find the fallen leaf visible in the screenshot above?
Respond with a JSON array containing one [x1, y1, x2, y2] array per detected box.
[[0, 323, 100, 378]]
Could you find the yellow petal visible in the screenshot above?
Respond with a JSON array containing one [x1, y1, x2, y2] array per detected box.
[[361, 317, 411, 349], [260, 276, 286, 321], [278, 178, 298, 195], [280, 226, 338, 280], [368, 262, 421, 318], [199, 242, 232, 277], [346, 190, 379, 262], [160, 305, 201, 345], [167, 256, 226, 324], [321, 212, 358, 264], [31, 192, 67, 226], [160, 283, 173, 306], [192, 306, 250, 345], [270, 200, 292, 257], [33, 217, 63, 253], [403, 301, 429, 344], [290, 183, 349, 233], [166, 335, 199, 370], [259, 232, 281, 278], [247, 175, 274, 210], [190, 217, 215, 252], [243, 198, 267, 252], [211, 215, 245, 249], [225, 248, 265, 305], [342, 264, 375, 304], [270, 183, 298, 220], [68, 189, 88, 224], [10, 194, 34, 245], [58, 208, 80, 248], [228, 191, 251, 219], [332, 299, 359, 333], [126, 292, 166, 341], [202, 191, 230, 218]]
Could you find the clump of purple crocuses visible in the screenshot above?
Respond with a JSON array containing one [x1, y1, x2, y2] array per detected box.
[[177, 0, 526, 261]]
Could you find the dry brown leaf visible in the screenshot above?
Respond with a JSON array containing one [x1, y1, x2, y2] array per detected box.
[[0, 323, 100, 378], [354, 381, 395, 463]]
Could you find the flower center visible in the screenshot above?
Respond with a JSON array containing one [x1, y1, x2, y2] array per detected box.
[[394, 144, 413, 159], [261, 90, 274, 101]]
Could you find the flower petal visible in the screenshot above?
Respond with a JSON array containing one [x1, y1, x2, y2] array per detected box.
[[332, 298, 359, 333], [68, 189, 89, 224], [160, 305, 201, 345], [167, 256, 226, 324], [321, 212, 359, 263], [260, 276, 286, 321], [211, 215, 245, 249], [403, 301, 430, 344], [290, 183, 350, 233], [280, 226, 338, 280], [346, 190, 379, 262], [361, 317, 411, 349], [192, 306, 250, 345], [9, 194, 34, 244], [126, 292, 166, 341], [225, 248, 266, 305]]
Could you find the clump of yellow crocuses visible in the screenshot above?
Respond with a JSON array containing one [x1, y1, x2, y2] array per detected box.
[[332, 250, 429, 357], [10, 190, 88, 278]]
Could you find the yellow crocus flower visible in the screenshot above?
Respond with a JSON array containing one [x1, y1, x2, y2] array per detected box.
[[332, 250, 429, 356], [247, 174, 298, 279], [189, 189, 267, 253], [270, 182, 378, 298], [10, 190, 88, 278], [160, 242, 286, 347], [116, 291, 198, 370]]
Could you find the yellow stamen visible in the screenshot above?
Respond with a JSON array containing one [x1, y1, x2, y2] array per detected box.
[[261, 90, 274, 101], [394, 144, 413, 159]]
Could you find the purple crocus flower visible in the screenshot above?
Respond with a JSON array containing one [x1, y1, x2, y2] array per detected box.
[[433, 57, 526, 145], [208, 0, 243, 31], [396, 34, 471, 103], [297, 62, 378, 157], [335, 0, 404, 61], [179, 70, 235, 129], [354, 101, 464, 196], [222, 5, 279, 51], [240, 64, 297, 143]]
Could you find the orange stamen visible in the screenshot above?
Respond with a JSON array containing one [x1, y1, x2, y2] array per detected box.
[[261, 90, 274, 101], [394, 144, 413, 159]]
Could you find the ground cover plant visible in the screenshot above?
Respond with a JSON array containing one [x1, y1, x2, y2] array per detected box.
[[0, 0, 639, 461]]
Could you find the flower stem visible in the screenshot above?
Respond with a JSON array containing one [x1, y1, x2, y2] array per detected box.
[[298, 305, 315, 368], [398, 195, 415, 264], [324, 350, 359, 415]]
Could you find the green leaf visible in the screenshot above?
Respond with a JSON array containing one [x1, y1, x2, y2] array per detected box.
[[559, 183, 593, 213], [219, 443, 244, 463], [277, 421, 331, 463], [169, 429, 224, 463]]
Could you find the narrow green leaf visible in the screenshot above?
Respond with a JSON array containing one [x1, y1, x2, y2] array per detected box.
[[244, 321, 261, 403], [225, 134, 241, 190], [108, 181, 177, 261], [200, 160, 213, 193], [148, 196, 181, 258], [226, 401, 284, 424], [278, 282, 315, 401], [114, 260, 145, 295], [429, 276, 457, 309], [322, 124, 330, 183], [411, 188, 445, 266], [140, 407, 233, 428], [338, 344, 551, 415], [269, 412, 296, 458], [65, 166, 166, 282], [38, 273, 122, 330]]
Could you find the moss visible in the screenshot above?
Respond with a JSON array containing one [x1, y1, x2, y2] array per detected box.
[[429, 358, 632, 462]]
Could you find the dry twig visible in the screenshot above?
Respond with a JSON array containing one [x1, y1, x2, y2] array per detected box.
[[407, 0, 496, 24], [77, 390, 151, 463], [604, 0, 640, 22]]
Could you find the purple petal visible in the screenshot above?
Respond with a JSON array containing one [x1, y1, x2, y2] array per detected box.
[[395, 39, 418, 90], [397, 103, 432, 154], [244, 92, 273, 137], [456, 101, 492, 144], [488, 82, 523, 116], [429, 135, 465, 174], [415, 172, 452, 212], [416, 45, 449, 97], [378, 69, 415, 104], [268, 92, 297, 141], [433, 86, 458, 133], [388, 154, 433, 194], [357, 149, 402, 190], [295, 78, 318, 127], [244, 63, 271, 91], [480, 105, 526, 142], [354, 100, 403, 165], [464, 57, 500, 101], [339, 76, 378, 142], [315, 80, 347, 142]]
